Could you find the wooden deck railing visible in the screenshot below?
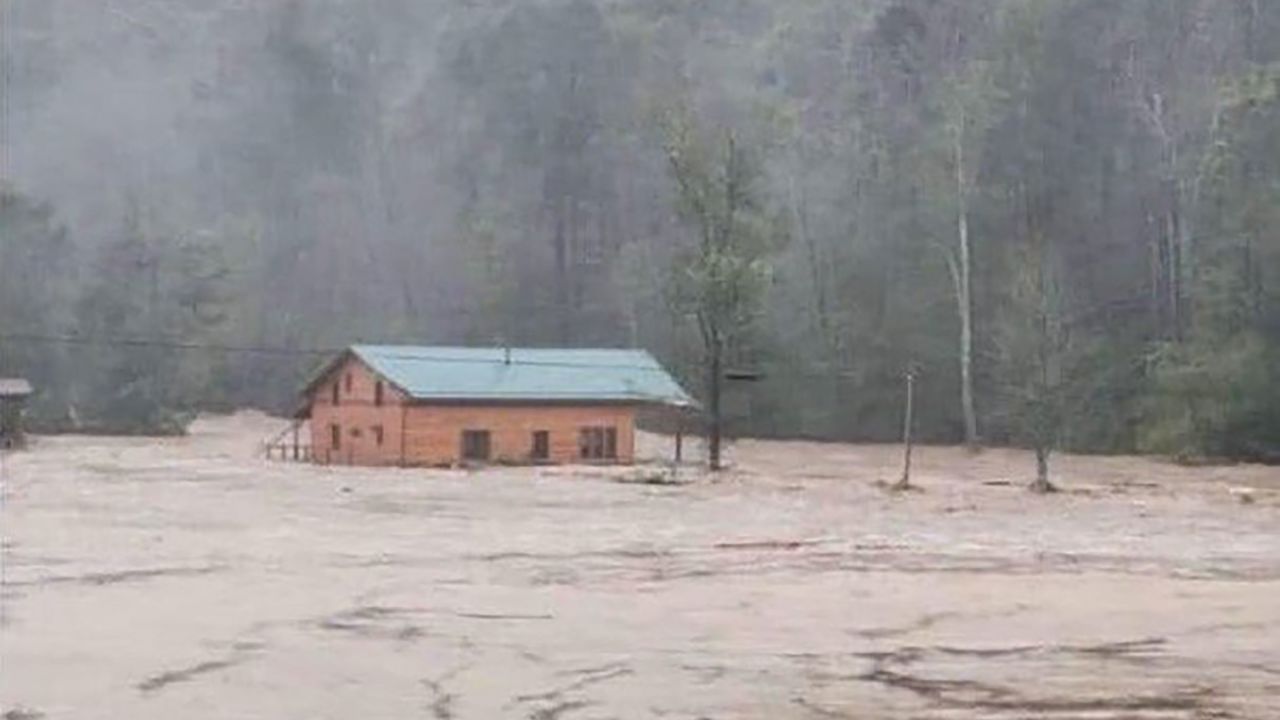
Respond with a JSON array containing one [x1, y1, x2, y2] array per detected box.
[[262, 420, 312, 462]]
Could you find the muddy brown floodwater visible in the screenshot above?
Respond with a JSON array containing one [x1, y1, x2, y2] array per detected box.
[[2, 413, 1279, 719]]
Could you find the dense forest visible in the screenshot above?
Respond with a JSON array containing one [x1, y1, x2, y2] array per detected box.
[[2, 0, 1278, 461]]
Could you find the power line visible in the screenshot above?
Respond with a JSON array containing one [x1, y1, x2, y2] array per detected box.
[[0, 332, 334, 356], [0, 332, 678, 373], [0, 332, 877, 379], [4, 332, 925, 382]]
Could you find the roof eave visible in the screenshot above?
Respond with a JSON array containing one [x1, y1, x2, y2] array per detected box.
[[298, 349, 354, 397], [298, 347, 415, 400], [401, 394, 694, 405]]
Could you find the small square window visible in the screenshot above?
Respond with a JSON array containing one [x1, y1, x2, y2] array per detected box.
[[531, 431, 549, 461], [461, 430, 491, 461], [578, 427, 618, 461]]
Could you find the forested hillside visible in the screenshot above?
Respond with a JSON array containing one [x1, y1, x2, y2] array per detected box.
[[2, 0, 1278, 458]]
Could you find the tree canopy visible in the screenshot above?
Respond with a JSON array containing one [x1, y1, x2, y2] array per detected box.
[[2, 0, 1278, 462]]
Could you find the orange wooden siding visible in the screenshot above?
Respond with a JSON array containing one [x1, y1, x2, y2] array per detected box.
[[309, 356, 408, 466], [401, 404, 635, 466], [308, 355, 637, 466]]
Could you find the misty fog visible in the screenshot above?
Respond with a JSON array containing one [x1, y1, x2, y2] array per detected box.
[[2, 0, 1278, 460]]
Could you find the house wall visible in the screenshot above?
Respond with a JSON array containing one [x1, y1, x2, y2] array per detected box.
[[402, 404, 636, 466], [308, 356, 408, 466], [307, 355, 638, 466]]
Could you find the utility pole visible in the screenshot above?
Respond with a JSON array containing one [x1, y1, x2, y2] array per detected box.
[[895, 364, 918, 491]]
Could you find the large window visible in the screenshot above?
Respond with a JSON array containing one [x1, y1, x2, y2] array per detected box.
[[331, 382, 340, 406], [461, 430, 491, 462], [578, 427, 617, 461], [374, 381, 384, 407], [531, 431, 550, 461]]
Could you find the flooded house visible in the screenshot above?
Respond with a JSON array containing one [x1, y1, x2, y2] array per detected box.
[[295, 346, 694, 467]]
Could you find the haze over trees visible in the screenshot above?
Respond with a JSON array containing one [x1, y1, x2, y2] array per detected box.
[[2, 0, 1278, 465]]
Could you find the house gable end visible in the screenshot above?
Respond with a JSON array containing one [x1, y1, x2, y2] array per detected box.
[[303, 353, 410, 408]]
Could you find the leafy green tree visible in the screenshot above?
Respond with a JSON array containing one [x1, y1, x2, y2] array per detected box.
[[5, 0, 1280, 457], [1141, 65, 1280, 459], [994, 237, 1071, 493], [0, 185, 74, 420], [663, 106, 779, 470], [448, 0, 627, 344], [72, 204, 229, 432]]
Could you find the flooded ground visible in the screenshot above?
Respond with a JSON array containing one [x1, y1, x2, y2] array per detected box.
[[3, 413, 1279, 719]]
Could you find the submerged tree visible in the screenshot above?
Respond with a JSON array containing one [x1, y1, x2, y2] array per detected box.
[[995, 235, 1071, 493], [663, 107, 777, 471], [73, 203, 229, 432]]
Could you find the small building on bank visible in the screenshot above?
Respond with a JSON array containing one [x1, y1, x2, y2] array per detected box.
[[0, 378, 34, 450], [297, 346, 694, 467]]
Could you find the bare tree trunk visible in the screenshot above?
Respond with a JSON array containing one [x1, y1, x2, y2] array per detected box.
[[1245, 233, 1262, 318], [553, 196, 570, 344], [1157, 215, 1167, 330], [789, 169, 832, 355], [955, 131, 979, 448], [1166, 188, 1183, 340], [626, 303, 639, 348], [569, 193, 584, 331], [1030, 445, 1054, 493], [707, 339, 723, 471], [704, 134, 737, 473]]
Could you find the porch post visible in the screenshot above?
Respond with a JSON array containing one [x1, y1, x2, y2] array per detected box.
[[675, 411, 684, 464]]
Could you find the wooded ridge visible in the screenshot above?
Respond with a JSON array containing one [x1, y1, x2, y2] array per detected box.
[[2, 0, 1277, 461]]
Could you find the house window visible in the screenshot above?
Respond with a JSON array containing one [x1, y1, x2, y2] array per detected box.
[[579, 427, 618, 461], [330, 423, 341, 450], [461, 430, 491, 462], [531, 431, 550, 461], [372, 425, 384, 447], [350, 427, 362, 438], [345, 373, 354, 394], [332, 382, 340, 406], [374, 381, 384, 407]]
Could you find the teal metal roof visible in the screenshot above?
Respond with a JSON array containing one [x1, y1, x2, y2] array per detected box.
[[346, 345, 696, 407]]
